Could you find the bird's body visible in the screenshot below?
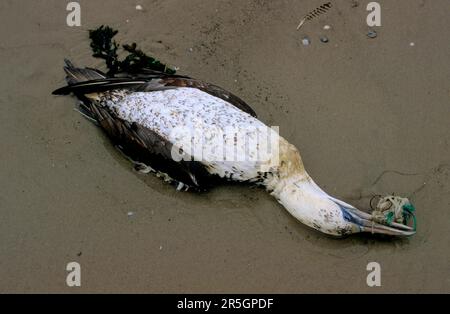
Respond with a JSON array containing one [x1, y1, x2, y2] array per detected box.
[[53, 60, 415, 237], [100, 87, 276, 183]]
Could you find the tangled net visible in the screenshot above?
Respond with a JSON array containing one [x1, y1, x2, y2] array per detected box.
[[371, 195, 417, 231]]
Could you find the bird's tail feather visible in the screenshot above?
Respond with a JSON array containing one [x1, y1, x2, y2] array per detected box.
[[63, 59, 106, 85]]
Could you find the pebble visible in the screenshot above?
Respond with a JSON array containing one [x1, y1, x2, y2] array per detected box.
[[320, 36, 329, 43], [367, 30, 377, 38], [136, 5, 143, 10], [410, 42, 415, 47], [127, 211, 134, 217], [323, 25, 331, 30], [302, 37, 311, 46]]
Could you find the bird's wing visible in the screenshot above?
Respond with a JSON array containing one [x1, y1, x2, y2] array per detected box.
[[87, 103, 217, 190], [53, 71, 257, 117]]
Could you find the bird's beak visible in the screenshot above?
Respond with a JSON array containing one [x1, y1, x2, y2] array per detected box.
[[332, 198, 416, 237]]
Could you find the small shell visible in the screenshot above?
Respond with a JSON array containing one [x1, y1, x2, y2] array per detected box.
[[367, 30, 377, 39], [323, 25, 331, 30], [136, 5, 143, 10]]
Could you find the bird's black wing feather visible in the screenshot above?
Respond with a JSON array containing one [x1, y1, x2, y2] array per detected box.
[[87, 103, 216, 190], [53, 66, 257, 117]]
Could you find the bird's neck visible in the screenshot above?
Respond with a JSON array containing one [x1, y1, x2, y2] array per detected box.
[[263, 139, 336, 232], [263, 138, 310, 197], [264, 138, 310, 192]]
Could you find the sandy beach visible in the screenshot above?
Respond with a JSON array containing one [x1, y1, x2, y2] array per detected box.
[[0, 0, 449, 293]]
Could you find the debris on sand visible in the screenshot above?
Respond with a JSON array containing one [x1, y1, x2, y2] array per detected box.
[[302, 37, 311, 46], [320, 36, 329, 43], [89, 25, 177, 75], [297, 2, 332, 30], [367, 30, 377, 38]]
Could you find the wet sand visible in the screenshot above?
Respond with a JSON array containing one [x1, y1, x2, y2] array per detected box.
[[0, 0, 449, 293]]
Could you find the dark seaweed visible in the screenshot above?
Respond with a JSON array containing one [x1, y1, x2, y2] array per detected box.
[[88, 25, 176, 75]]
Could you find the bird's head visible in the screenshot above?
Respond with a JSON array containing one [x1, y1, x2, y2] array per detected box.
[[272, 176, 416, 237]]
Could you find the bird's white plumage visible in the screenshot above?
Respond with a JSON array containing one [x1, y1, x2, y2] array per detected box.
[[104, 87, 280, 181]]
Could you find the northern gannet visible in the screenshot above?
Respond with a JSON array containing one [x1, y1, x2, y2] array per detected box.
[[53, 60, 415, 237]]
